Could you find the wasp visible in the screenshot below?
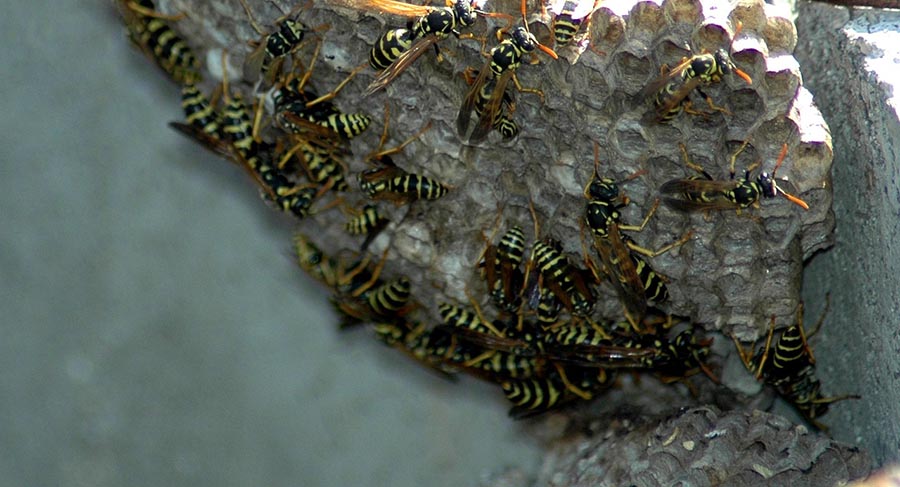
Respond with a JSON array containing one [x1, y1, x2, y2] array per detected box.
[[533, 285, 563, 327], [359, 108, 449, 204], [270, 45, 371, 192], [548, 0, 598, 46], [373, 321, 460, 379], [179, 83, 220, 135], [170, 72, 325, 220], [530, 238, 596, 318], [345, 204, 390, 250], [171, 119, 320, 220], [539, 324, 667, 370], [369, 28, 414, 71], [238, 0, 317, 82], [659, 141, 810, 213], [527, 202, 596, 318], [272, 41, 372, 140], [335, 277, 414, 327], [358, 0, 500, 95], [457, 17, 558, 143], [477, 218, 526, 313], [462, 67, 519, 141], [502, 364, 612, 419], [583, 144, 691, 325], [637, 22, 753, 123], [116, 0, 201, 84], [435, 297, 539, 356], [733, 298, 860, 429], [293, 234, 387, 297], [294, 234, 413, 326]]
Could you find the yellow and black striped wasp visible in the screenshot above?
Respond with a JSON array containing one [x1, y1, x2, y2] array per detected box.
[[345, 203, 391, 251], [547, 0, 599, 46], [115, 0, 201, 84], [457, 0, 558, 143], [582, 144, 691, 326], [659, 141, 810, 213], [732, 298, 860, 429], [477, 212, 527, 314], [272, 39, 372, 140], [293, 233, 414, 327], [170, 59, 326, 220], [351, 0, 509, 95], [462, 67, 519, 140], [372, 320, 460, 379], [272, 52, 370, 192], [526, 201, 597, 319], [637, 22, 753, 124], [359, 107, 449, 204], [501, 362, 613, 419], [239, 0, 326, 83]]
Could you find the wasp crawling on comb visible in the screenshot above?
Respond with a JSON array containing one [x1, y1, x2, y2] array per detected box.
[[115, 0, 201, 84], [732, 297, 860, 429], [457, 0, 558, 143], [637, 21, 752, 124], [659, 141, 809, 213]]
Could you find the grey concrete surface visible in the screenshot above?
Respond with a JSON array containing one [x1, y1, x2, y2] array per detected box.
[[0, 2, 542, 486], [795, 3, 900, 467]]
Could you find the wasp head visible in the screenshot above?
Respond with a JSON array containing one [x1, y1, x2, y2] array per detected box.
[[509, 26, 537, 53], [587, 178, 620, 202], [454, 0, 478, 26], [713, 48, 735, 76], [757, 171, 778, 198]]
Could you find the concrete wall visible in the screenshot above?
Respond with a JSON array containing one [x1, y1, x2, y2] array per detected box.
[[795, 3, 900, 466]]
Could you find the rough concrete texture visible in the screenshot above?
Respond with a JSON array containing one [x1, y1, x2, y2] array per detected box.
[[794, 2, 900, 467], [164, 0, 833, 338], [1, 1, 544, 486], [532, 407, 869, 486]]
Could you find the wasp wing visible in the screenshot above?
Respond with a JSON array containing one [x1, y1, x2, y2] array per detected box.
[[364, 35, 439, 96]]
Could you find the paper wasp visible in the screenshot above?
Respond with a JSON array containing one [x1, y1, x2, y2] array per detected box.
[[659, 141, 810, 213], [372, 320, 459, 379], [733, 298, 860, 429], [527, 201, 596, 318], [116, 0, 201, 84], [359, 108, 449, 204], [583, 144, 691, 324], [637, 22, 752, 123], [462, 67, 519, 141], [501, 364, 612, 419], [239, 0, 318, 82], [357, 0, 506, 95], [179, 84, 220, 136], [548, 0, 598, 46], [477, 214, 527, 313], [335, 277, 414, 327], [457, 0, 558, 143], [272, 40, 372, 140], [345, 203, 390, 250], [170, 73, 325, 220]]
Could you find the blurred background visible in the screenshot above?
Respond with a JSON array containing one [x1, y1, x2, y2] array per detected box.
[[0, 2, 542, 485]]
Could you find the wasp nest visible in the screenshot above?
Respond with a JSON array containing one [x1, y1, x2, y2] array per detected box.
[[163, 0, 831, 342]]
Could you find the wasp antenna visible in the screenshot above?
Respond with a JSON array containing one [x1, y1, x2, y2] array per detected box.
[[734, 67, 752, 85], [536, 42, 559, 60]]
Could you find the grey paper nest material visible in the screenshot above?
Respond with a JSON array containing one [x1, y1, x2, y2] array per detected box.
[[163, 0, 833, 339], [532, 407, 869, 486]]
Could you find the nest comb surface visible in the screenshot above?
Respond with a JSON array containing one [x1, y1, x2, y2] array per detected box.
[[528, 406, 869, 486], [164, 0, 833, 339]]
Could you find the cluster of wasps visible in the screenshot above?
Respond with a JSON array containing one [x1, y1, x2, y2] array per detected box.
[[116, 0, 857, 425]]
